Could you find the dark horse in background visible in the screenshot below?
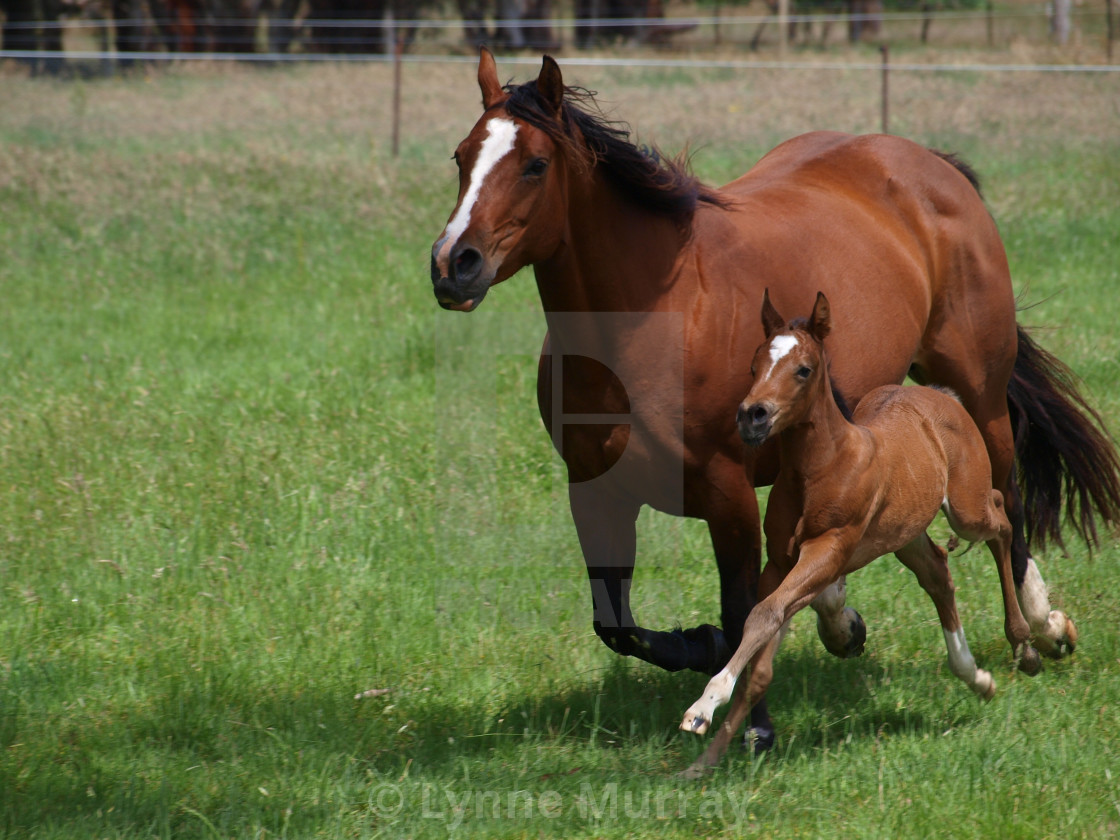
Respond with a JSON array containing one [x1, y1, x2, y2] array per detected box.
[[429, 50, 1120, 749]]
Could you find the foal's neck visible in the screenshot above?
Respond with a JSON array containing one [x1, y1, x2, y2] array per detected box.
[[779, 371, 857, 480]]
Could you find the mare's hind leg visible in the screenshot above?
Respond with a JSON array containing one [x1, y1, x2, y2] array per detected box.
[[1004, 475, 1078, 659], [894, 535, 995, 700]]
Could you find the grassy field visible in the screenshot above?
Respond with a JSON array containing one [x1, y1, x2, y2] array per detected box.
[[1, 48, 1119, 838]]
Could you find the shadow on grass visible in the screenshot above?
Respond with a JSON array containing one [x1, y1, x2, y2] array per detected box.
[[0, 637, 993, 835], [399, 637, 990, 772]]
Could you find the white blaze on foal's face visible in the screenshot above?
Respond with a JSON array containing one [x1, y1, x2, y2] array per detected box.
[[444, 118, 519, 249], [759, 333, 800, 383]]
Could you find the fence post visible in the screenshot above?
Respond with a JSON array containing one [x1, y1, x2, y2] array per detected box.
[[880, 44, 889, 134], [392, 26, 403, 157], [1108, 0, 1115, 61], [778, 0, 789, 58]]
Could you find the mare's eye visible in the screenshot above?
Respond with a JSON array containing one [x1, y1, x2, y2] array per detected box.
[[452, 152, 462, 169], [524, 158, 549, 178], [795, 366, 812, 380]]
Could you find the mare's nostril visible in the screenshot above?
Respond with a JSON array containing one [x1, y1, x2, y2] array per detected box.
[[453, 247, 483, 283], [748, 405, 769, 425]]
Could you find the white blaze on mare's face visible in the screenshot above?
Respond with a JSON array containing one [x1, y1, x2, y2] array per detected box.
[[760, 334, 800, 382], [444, 118, 519, 247]]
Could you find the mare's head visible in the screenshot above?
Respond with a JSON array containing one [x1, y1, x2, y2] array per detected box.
[[430, 48, 718, 312], [737, 291, 832, 447]]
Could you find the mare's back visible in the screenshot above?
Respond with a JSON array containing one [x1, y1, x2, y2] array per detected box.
[[720, 131, 972, 217]]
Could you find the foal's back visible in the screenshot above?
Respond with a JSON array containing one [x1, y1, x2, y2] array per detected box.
[[849, 384, 996, 546]]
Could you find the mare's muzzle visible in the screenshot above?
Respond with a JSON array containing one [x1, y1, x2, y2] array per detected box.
[[430, 237, 491, 312], [737, 402, 774, 447]]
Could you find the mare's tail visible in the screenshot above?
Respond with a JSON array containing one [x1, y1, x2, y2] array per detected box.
[[1008, 325, 1120, 549]]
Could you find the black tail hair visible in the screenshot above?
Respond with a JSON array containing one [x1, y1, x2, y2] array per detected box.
[[1008, 325, 1120, 549]]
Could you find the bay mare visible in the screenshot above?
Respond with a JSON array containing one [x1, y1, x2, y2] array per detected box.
[[429, 49, 1119, 748]]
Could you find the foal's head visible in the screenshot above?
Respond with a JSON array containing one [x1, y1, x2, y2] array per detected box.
[[737, 291, 832, 447]]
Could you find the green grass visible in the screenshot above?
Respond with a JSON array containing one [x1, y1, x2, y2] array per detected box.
[[1, 59, 1119, 838]]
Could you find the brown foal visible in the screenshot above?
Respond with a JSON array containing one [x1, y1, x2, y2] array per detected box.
[[680, 291, 1013, 775]]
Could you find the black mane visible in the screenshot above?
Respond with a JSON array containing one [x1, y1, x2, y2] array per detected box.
[[501, 78, 725, 224]]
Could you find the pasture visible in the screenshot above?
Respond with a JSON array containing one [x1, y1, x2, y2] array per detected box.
[[1, 47, 1119, 838]]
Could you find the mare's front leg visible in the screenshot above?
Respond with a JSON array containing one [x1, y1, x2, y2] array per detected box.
[[570, 482, 722, 673]]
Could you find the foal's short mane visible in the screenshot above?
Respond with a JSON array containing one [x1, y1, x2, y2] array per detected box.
[[501, 78, 726, 223]]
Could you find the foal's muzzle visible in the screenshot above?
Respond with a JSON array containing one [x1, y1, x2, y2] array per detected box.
[[430, 237, 491, 312], [737, 402, 774, 447]]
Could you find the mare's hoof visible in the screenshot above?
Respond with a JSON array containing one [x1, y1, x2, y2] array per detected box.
[[818, 608, 866, 659], [742, 725, 775, 754], [677, 623, 732, 675], [1017, 644, 1043, 676], [1034, 612, 1078, 660]]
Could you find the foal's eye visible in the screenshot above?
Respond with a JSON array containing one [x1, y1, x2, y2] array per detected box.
[[795, 366, 812, 380], [524, 158, 549, 178]]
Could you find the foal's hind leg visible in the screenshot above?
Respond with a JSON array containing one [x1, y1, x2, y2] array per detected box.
[[917, 357, 1042, 672], [941, 463, 1041, 674], [810, 576, 867, 659], [894, 535, 995, 700]]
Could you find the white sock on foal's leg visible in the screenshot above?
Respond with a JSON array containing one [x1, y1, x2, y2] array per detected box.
[[943, 627, 995, 700], [680, 669, 737, 735]]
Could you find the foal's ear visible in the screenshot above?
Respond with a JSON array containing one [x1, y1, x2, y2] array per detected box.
[[810, 292, 832, 341], [536, 55, 565, 118], [478, 47, 505, 109], [761, 289, 785, 338]]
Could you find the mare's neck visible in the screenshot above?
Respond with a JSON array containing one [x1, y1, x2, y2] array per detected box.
[[533, 167, 690, 319], [778, 375, 858, 482]]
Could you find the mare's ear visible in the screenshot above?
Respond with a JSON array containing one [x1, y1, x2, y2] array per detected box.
[[810, 292, 832, 341], [479, 47, 504, 109], [761, 289, 785, 338], [536, 55, 565, 118]]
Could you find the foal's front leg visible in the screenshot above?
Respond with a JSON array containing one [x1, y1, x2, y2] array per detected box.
[[680, 536, 849, 736]]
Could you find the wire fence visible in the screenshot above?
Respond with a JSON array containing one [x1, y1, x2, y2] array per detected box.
[[0, 5, 1117, 63]]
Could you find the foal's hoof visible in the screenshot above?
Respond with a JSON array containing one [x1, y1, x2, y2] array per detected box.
[[680, 711, 710, 736], [817, 608, 866, 659], [1016, 643, 1043, 676], [973, 669, 996, 701], [742, 725, 776, 754]]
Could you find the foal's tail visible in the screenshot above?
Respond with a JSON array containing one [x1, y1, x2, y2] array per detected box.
[[1008, 325, 1120, 549]]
